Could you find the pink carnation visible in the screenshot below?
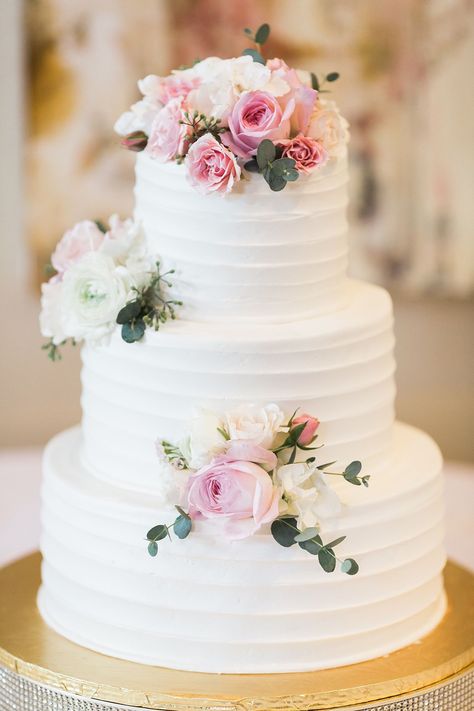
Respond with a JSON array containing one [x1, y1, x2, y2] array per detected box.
[[186, 134, 241, 195], [51, 220, 105, 274], [291, 413, 320, 445], [279, 135, 328, 175], [222, 90, 294, 159], [186, 456, 280, 539], [146, 98, 192, 162]]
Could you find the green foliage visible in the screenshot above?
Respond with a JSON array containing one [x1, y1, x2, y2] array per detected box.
[[179, 110, 225, 148], [326, 72, 340, 82], [145, 508, 192, 557], [161, 440, 189, 470], [310, 71, 340, 93], [41, 337, 76, 362], [271, 517, 358, 575], [116, 262, 182, 345], [245, 139, 300, 192], [94, 219, 108, 233], [317, 460, 370, 488], [243, 23, 271, 51], [217, 426, 230, 441], [242, 48, 265, 65]]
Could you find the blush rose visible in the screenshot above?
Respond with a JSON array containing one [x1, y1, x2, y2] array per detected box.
[[51, 220, 105, 274], [146, 98, 192, 162], [222, 90, 294, 159], [278, 135, 328, 174], [185, 134, 241, 195], [291, 413, 320, 445]]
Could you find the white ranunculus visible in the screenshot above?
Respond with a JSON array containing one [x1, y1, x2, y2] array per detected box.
[[40, 278, 67, 345], [275, 462, 341, 530], [60, 252, 132, 343], [307, 98, 349, 158], [100, 215, 151, 288], [181, 409, 227, 470], [114, 74, 164, 136], [187, 56, 289, 122], [225, 403, 284, 449]]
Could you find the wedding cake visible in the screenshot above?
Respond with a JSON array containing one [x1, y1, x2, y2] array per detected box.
[[38, 26, 446, 674]]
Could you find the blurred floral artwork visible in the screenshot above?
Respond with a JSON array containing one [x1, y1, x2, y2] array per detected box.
[[26, 0, 473, 296]]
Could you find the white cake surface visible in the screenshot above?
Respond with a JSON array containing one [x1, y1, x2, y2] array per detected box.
[[39, 423, 445, 673], [81, 279, 395, 494]]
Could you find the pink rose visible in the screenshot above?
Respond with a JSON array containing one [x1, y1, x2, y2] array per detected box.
[[279, 135, 328, 175], [186, 134, 241, 195], [186, 457, 280, 539], [222, 90, 294, 159], [267, 59, 317, 135], [222, 441, 277, 469], [51, 220, 105, 274], [146, 98, 192, 162], [155, 75, 201, 105], [291, 413, 320, 445]]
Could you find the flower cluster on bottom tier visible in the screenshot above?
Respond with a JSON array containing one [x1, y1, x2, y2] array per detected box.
[[38, 422, 446, 674]]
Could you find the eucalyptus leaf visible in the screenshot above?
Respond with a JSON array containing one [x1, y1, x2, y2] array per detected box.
[[121, 319, 146, 343], [326, 536, 346, 548], [116, 300, 142, 325], [257, 139, 276, 170], [243, 27, 253, 36], [344, 461, 362, 477], [317, 461, 337, 470], [341, 558, 359, 575], [174, 514, 192, 540], [294, 527, 319, 542], [271, 518, 298, 547], [244, 158, 260, 173], [318, 547, 336, 573], [242, 48, 265, 65], [299, 538, 322, 555], [255, 23, 270, 45], [326, 71, 340, 82], [146, 524, 168, 542], [267, 172, 287, 192], [175, 506, 189, 518], [147, 541, 158, 557], [310, 72, 320, 91]]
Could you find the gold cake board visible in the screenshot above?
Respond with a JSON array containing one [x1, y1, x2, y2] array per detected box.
[[0, 554, 472, 711]]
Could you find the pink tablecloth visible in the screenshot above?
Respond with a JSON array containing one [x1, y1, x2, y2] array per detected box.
[[1, 448, 473, 569]]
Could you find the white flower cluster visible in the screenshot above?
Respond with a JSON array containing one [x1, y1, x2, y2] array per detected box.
[[40, 216, 152, 347]]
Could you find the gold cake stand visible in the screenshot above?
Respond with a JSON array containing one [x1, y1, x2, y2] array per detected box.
[[0, 554, 472, 711]]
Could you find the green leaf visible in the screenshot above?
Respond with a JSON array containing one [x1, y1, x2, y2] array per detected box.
[[242, 48, 265, 65], [267, 171, 287, 192], [271, 517, 298, 547], [244, 158, 260, 173], [175, 506, 189, 518], [326, 71, 340, 82], [344, 461, 362, 477], [271, 158, 299, 183], [326, 535, 346, 548], [217, 426, 230, 441], [116, 300, 142, 325], [294, 527, 319, 542], [299, 537, 323, 555], [255, 23, 270, 45], [147, 541, 158, 557], [121, 319, 146, 343], [173, 514, 192, 540], [362, 475, 371, 487], [310, 72, 320, 91], [317, 461, 337, 470], [257, 139, 276, 170], [94, 219, 107, 233], [146, 524, 168, 542], [243, 27, 253, 36], [341, 558, 359, 575], [318, 547, 336, 573], [288, 421, 307, 444]]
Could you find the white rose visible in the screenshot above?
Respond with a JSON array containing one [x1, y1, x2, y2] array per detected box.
[[275, 462, 341, 530], [181, 409, 227, 470], [60, 252, 132, 343], [39, 278, 67, 345], [114, 74, 164, 136], [225, 403, 284, 449], [100, 215, 151, 288], [307, 99, 349, 158]]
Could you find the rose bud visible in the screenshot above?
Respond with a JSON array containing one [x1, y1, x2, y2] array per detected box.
[[121, 130, 148, 152], [291, 413, 320, 446]]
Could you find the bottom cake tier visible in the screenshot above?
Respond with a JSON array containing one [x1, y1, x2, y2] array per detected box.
[[38, 422, 446, 674]]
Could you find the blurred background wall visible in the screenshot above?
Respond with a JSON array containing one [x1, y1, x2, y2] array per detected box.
[[1, 0, 473, 461]]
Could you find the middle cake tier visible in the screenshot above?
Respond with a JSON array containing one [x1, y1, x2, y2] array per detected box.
[[81, 279, 395, 495]]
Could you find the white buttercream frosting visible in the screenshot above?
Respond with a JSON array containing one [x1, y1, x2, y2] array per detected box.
[[39, 424, 446, 673], [80, 279, 395, 495]]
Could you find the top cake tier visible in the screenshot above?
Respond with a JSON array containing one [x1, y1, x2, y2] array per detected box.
[[134, 151, 349, 324]]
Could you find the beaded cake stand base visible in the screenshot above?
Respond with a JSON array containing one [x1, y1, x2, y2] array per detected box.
[[0, 554, 472, 711]]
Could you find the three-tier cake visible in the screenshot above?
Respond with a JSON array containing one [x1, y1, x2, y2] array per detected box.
[[38, 29, 446, 674]]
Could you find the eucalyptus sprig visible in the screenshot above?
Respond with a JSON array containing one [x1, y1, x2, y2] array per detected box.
[[245, 140, 299, 192], [271, 516, 359, 575], [146, 507, 192, 557], [314, 459, 371, 487], [116, 262, 182, 344], [179, 110, 225, 153], [41, 337, 76, 362], [242, 23, 270, 64], [310, 71, 340, 93]]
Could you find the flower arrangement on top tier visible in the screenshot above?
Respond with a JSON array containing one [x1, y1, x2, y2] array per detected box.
[[146, 404, 370, 575], [40, 216, 181, 360], [115, 23, 348, 194]]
